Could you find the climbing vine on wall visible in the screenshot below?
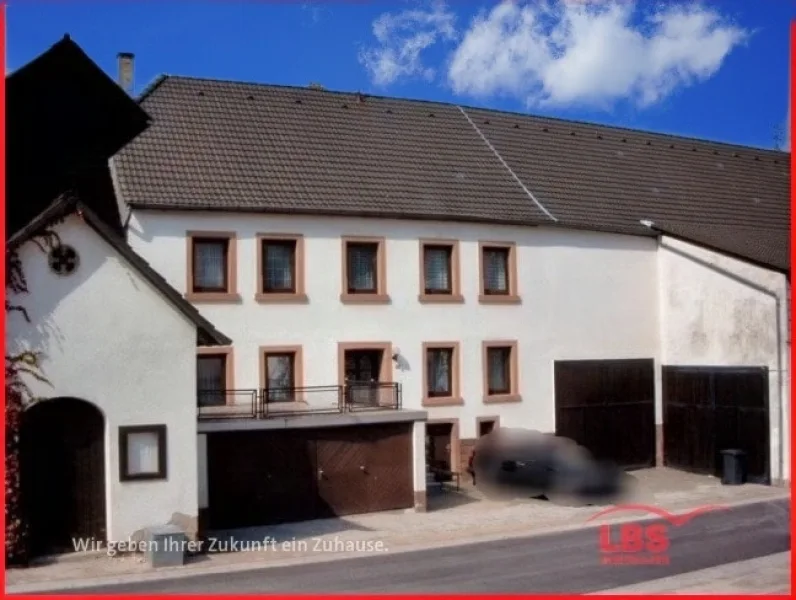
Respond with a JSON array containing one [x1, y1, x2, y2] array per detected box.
[[5, 216, 63, 566]]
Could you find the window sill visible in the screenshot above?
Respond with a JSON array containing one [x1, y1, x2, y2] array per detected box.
[[120, 472, 167, 483], [418, 294, 465, 304], [483, 394, 522, 404], [340, 293, 391, 305], [479, 294, 522, 305], [422, 396, 464, 407], [255, 293, 309, 304], [185, 292, 242, 304]]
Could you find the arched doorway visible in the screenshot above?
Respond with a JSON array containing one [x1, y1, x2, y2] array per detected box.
[[21, 398, 106, 556]]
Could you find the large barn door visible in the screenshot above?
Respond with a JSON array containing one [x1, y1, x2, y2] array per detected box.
[[554, 359, 656, 469], [662, 366, 770, 483]]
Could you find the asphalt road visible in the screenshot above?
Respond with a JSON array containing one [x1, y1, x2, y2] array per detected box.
[[48, 498, 790, 594]]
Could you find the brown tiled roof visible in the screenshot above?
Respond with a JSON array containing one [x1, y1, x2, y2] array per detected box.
[[112, 76, 790, 272]]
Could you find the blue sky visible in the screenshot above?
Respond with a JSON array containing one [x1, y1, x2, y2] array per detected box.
[[6, 1, 793, 149]]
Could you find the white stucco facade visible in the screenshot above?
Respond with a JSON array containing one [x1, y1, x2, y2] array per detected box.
[[658, 236, 790, 483], [126, 210, 661, 444], [7, 215, 200, 541]]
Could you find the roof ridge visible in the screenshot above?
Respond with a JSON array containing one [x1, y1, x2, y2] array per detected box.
[[152, 75, 789, 157]]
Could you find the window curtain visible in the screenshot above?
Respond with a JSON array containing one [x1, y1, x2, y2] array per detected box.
[[194, 243, 226, 289], [126, 432, 160, 475], [487, 348, 509, 393], [424, 248, 450, 291], [266, 355, 293, 402], [348, 245, 376, 291], [484, 250, 508, 292], [265, 243, 294, 290], [197, 357, 225, 406], [427, 350, 451, 395]]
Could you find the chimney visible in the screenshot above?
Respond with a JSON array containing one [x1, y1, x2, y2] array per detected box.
[[117, 52, 135, 95]]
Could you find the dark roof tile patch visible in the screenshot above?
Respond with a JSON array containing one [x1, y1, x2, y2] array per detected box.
[[112, 76, 790, 272]]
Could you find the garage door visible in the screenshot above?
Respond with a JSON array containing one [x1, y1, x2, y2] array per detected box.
[[554, 359, 655, 469], [662, 366, 770, 483], [207, 423, 413, 529]]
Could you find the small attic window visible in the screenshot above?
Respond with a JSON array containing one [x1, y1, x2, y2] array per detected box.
[[342, 103, 349, 109], [197, 91, 205, 97]]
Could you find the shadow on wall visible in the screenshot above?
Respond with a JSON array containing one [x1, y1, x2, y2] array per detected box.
[[8, 233, 146, 391]]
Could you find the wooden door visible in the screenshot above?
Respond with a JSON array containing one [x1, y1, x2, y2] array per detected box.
[[315, 424, 413, 517], [554, 359, 656, 469], [663, 366, 770, 483], [206, 431, 318, 529], [314, 427, 373, 517], [344, 350, 383, 408], [21, 398, 106, 556]]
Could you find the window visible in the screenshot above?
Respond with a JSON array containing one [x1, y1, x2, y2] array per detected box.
[[347, 243, 378, 293], [422, 342, 462, 406], [197, 353, 228, 407], [419, 240, 463, 303], [341, 237, 388, 303], [257, 235, 307, 302], [186, 232, 238, 301], [478, 418, 498, 437], [482, 341, 520, 403], [119, 425, 167, 481], [479, 242, 520, 304], [261, 346, 303, 403]]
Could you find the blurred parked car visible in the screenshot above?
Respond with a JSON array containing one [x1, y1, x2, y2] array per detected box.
[[469, 428, 627, 504]]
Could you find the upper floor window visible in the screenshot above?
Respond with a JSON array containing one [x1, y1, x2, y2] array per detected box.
[[479, 242, 520, 304], [341, 237, 389, 304], [419, 240, 463, 303], [257, 235, 307, 303], [187, 232, 238, 302]]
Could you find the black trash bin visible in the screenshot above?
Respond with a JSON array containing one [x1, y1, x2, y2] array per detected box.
[[720, 449, 747, 485]]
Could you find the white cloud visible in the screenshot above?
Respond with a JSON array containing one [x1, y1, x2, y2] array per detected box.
[[358, 0, 457, 86], [359, 1, 750, 110], [449, 1, 750, 108]]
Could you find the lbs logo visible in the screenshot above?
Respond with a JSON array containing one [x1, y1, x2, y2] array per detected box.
[[586, 504, 724, 565]]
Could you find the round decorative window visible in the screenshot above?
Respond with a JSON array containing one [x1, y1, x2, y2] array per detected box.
[[48, 245, 80, 276]]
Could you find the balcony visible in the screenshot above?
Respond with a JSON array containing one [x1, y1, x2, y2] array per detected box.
[[197, 382, 402, 421]]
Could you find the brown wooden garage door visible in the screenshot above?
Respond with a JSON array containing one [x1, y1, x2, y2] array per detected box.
[[554, 359, 656, 469], [662, 366, 770, 484], [207, 423, 413, 529]]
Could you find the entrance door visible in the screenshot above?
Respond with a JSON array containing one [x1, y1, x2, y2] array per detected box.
[[344, 349, 383, 408], [21, 398, 106, 556], [426, 423, 453, 471]]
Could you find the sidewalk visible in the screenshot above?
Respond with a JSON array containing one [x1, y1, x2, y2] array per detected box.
[[592, 552, 791, 595], [6, 468, 790, 594]]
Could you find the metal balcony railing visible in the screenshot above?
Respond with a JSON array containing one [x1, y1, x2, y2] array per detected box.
[[197, 383, 402, 421]]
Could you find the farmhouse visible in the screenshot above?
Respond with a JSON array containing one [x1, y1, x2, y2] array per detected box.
[[6, 36, 790, 556]]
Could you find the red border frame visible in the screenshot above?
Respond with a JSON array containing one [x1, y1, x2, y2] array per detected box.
[[0, 10, 792, 600]]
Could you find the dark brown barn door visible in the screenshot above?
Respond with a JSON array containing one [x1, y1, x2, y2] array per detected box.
[[662, 366, 770, 483], [206, 431, 318, 529], [554, 359, 656, 469], [21, 398, 106, 556]]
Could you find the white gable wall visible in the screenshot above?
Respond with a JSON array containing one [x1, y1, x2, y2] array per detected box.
[[6, 215, 199, 541], [127, 210, 662, 440], [659, 236, 790, 482]]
